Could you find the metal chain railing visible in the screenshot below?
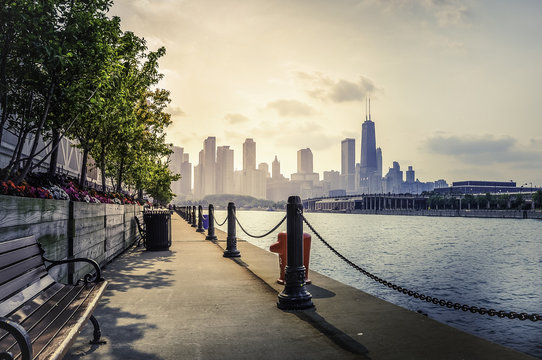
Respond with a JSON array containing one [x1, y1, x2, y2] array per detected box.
[[301, 213, 541, 322], [235, 212, 287, 239], [211, 208, 228, 227]]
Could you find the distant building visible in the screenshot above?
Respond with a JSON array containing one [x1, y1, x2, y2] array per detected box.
[[323, 170, 340, 191], [359, 99, 380, 193], [193, 150, 204, 198], [297, 148, 313, 174], [169, 146, 184, 198], [272, 155, 282, 180], [341, 138, 355, 192], [434, 180, 526, 195], [291, 148, 320, 199], [243, 138, 256, 171], [406, 166, 415, 183], [216, 146, 234, 194], [180, 153, 192, 196], [360, 103, 377, 181], [202, 137, 216, 196], [384, 161, 403, 194], [258, 162, 270, 178], [239, 138, 265, 199]]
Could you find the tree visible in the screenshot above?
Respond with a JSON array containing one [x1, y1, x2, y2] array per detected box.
[[0, 0, 115, 183]]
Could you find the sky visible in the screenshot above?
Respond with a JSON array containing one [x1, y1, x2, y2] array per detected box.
[[110, 0, 542, 187]]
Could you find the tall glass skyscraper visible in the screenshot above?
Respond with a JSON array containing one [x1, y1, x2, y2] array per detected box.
[[360, 115, 377, 180]]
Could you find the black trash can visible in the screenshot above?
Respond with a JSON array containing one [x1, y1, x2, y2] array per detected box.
[[143, 209, 172, 251]]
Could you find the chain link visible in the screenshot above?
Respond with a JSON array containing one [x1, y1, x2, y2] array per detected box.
[[211, 208, 228, 226], [235, 212, 287, 239], [301, 213, 540, 322]]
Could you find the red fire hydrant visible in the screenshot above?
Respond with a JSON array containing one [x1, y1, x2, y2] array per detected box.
[[269, 231, 311, 285]]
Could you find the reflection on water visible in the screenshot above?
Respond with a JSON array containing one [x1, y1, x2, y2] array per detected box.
[[215, 210, 542, 358]]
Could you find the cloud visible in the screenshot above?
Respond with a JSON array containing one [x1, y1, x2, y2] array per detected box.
[[266, 99, 316, 117], [425, 134, 542, 167], [251, 120, 337, 151], [423, 0, 468, 26], [224, 113, 249, 124], [363, 0, 468, 26], [297, 72, 375, 103], [168, 105, 186, 117]]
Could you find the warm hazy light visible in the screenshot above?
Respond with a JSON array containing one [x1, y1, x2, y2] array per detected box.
[[110, 0, 542, 186]]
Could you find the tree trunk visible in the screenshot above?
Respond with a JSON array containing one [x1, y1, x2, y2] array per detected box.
[[14, 81, 56, 184], [0, 33, 11, 149], [9, 129, 29, 178], [116, 154, 124, 193], [100, 147, 106, 192], [47, 128, 60, 176], [79, 148, 89, 187]]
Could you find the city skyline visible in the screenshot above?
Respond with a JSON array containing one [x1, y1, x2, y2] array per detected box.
[[111, 0, 542, 186]]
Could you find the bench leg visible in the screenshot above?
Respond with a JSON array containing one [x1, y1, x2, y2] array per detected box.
[[89, 315, 107, 345]]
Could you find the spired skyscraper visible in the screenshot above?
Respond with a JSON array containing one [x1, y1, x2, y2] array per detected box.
[[360, 99, 380, 193]]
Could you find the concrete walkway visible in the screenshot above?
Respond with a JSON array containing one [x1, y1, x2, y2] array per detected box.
[[67, 213, 536, 360]]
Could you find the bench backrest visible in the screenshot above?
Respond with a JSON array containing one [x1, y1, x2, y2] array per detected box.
[[0, 236, 55, 317]]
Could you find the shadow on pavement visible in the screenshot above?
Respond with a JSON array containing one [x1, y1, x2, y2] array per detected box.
[[293, 308, 371, 359], [67, 246, 176, 359]]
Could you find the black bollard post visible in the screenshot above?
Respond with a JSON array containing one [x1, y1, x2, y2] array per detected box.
[[223, 202, 240, 257], [186, 206, 192, 223], [206, 204, 218, 241], [277, 196, 314, 310], [196, 205, 204, 232], [191, 206, 197, 227]]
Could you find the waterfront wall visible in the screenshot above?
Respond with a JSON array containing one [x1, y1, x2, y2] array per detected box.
[[351, 208, 542, 219], [0, 195, 142, 282]]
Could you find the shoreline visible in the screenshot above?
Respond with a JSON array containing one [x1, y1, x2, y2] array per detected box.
[[306, 208, 542, 220]]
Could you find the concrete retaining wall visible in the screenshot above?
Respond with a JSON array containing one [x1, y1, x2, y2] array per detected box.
[[0, 194, 142, 282]]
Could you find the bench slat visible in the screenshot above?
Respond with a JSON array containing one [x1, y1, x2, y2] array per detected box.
[[0, 268, 49, 305], [0, 274, 56, 318], [36, 282, 107, 360], [0, 254, 44, 290], [3, 282, 65, 322], [0, 285, 85, 357], [0, 236, 36, 255], [0, 244, 42, 271]]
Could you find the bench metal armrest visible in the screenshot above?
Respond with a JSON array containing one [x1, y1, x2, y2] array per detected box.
[[44, 257, 104, 285], [0, 317, 32, 360]]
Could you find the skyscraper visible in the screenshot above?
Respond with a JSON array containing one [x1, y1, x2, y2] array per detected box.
[[376, 147, 382, 178], [203, 137, 216, 195], [169, 146, 184, 198], [243, 138, 256, 170], [258, 162, 270, 178], [297, 148, 313, 174], [360, 104, 377, 180], [180, 153, 192, 195], [272, 155, 281, 179], [216, 146, 234, 194], [341, 138, 355, 192]]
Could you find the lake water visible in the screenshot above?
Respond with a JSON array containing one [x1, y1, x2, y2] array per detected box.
[[214, 210, 542, 358]]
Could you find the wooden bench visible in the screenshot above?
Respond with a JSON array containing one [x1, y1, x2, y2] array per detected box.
[[134, 215, 146, 247], [0, 235, 108, 360]]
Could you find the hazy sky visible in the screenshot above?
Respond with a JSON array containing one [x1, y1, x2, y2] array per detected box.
[[110, 0, 542, 187]]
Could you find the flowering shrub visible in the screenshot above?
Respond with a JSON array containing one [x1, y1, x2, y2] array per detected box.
[[47, 185, 70, 200], [1, 173, 148, 205], [1, 180, 53, 199]]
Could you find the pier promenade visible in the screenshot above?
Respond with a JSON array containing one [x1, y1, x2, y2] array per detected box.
[[67, 212, 536, 359]]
